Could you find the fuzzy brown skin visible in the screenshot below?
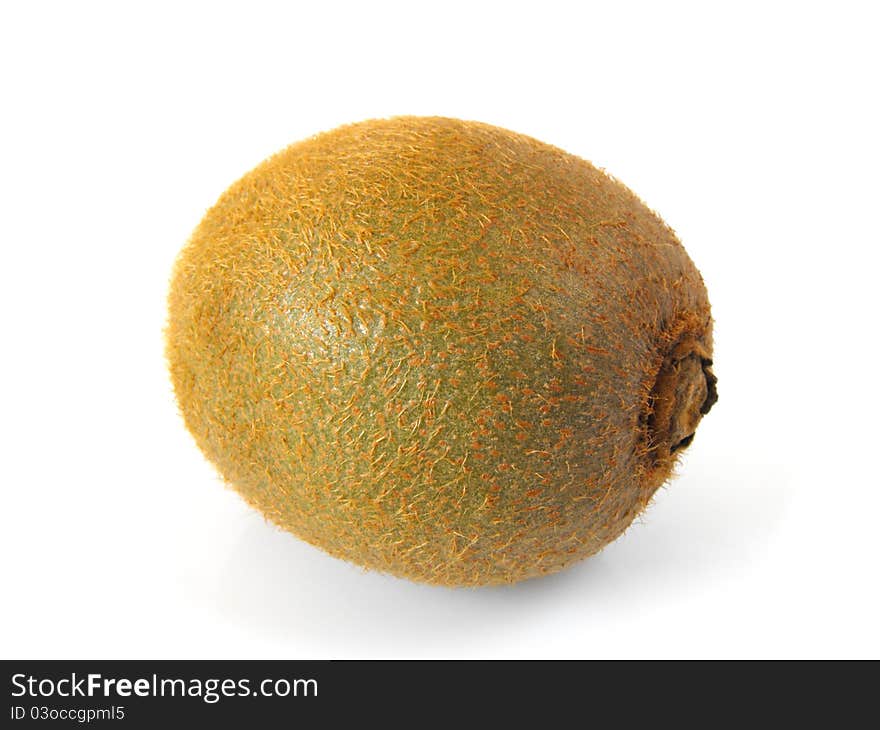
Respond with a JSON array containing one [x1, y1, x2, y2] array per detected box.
[[166, 117, 716, 586]]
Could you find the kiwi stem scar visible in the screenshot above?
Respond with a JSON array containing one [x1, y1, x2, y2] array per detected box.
[[646, 340, 718, 462]]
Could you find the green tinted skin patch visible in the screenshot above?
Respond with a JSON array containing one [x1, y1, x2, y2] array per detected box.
[[167, 117, 716, 586]]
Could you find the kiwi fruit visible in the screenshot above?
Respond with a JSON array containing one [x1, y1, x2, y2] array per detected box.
[[167, 116, 717, 586]]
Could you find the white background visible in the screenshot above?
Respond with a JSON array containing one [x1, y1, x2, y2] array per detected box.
[[2, 1, 877, 659]]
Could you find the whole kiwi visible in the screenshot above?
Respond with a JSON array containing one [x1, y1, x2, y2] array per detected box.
[[167, 116, 717, 586]]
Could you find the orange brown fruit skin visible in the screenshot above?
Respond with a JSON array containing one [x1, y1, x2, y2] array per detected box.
[[166, 117, 714, 586]]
